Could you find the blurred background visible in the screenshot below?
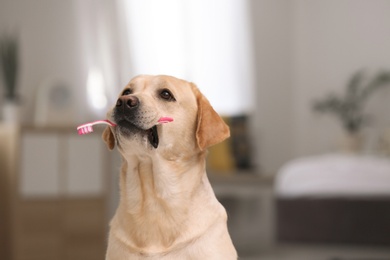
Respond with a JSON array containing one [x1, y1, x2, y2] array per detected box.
[[1, 0, 390, 259]]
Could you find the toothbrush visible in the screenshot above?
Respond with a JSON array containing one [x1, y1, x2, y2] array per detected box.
[[77, 120, 117, 135], [77, 117, 174, 135], [157, 117, 174, 124]]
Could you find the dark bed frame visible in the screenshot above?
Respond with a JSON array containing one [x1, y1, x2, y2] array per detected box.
[[276, 197, 390, 246]]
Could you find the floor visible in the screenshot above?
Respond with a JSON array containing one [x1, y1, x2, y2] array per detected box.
[[240, 244, 390, 260]]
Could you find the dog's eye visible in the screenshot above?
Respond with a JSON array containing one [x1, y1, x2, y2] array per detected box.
[[122, 89, 132, 96], [160, 89, 175, 101]]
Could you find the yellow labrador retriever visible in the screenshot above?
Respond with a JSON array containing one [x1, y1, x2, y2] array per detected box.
[[102, 75, 237, 259]]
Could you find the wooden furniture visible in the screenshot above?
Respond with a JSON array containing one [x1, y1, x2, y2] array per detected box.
[[0, 124, 19, 260], [0, 124, 111, 260]]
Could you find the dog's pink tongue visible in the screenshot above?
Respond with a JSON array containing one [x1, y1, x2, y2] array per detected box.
[[158, 117, 174, 124]]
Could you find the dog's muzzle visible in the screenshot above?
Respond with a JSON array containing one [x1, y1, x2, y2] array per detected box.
[[113, 96, 159, 149]]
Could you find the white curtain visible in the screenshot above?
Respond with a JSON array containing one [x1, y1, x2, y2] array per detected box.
[[119, 0, 255, 116], [74, 0, 125, 118]]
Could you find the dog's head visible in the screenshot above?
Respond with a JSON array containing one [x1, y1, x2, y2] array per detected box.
[[102, 75, 229, 158]]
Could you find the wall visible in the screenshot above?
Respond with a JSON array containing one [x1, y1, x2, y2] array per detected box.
[[0, 0, 121, 124], [292, 0, 390, 157], [251, 0, 390, 174], [0, 0, 87, 123], [250, 0, 294, 175]]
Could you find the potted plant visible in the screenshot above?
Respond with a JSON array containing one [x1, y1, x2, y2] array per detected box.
[[0, 33, 20, 123], [312, 70, 390, 152]]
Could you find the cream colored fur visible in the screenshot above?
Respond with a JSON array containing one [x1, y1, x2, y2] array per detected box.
[[103, 75, 237, 259]]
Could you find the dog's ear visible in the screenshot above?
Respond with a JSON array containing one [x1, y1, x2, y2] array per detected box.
[[102, 126, 115, 150], [192, 84, 230, 151]]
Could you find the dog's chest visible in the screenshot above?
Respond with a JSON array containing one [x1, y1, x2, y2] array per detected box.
[[117, 170, 189, 252]]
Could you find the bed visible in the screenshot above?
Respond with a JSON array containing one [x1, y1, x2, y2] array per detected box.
[[275, 154, 390, 246]]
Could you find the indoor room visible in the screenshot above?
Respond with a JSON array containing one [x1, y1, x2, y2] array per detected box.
[[1, 0, 390, 259]]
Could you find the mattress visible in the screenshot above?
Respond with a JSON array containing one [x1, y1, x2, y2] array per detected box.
[[275, 154, 390, 245], [275, 154, 390, 198]]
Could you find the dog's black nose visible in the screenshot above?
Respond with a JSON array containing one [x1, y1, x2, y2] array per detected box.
[[116, 96, 139, 109], [126, 96, 139, 108]]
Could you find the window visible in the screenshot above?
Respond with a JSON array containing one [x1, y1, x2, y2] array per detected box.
[[122, 0, 255, 115]]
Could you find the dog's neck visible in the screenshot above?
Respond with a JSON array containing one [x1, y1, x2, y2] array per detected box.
[[111, 152, 224, 255]]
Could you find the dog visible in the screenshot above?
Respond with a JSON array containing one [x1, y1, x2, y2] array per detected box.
[[102, 75, 237, 259]]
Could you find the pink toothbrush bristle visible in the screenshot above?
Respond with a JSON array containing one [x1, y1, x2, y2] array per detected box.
[[78, 125, 92, 135], [77, 120, 116, 135]]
